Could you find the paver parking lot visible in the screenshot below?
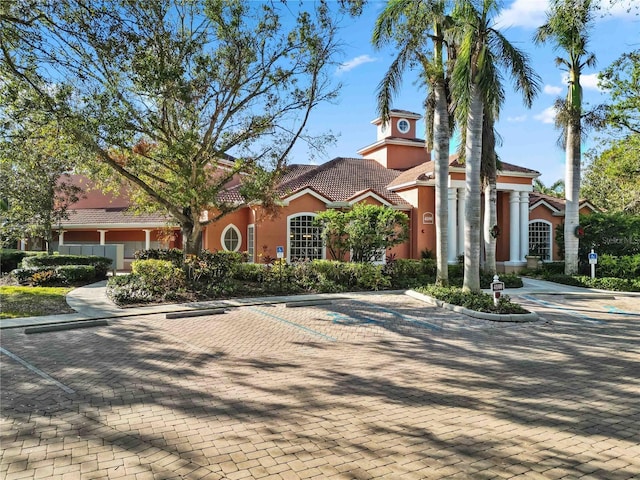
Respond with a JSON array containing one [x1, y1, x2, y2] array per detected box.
[[1, 292, 639, 479]]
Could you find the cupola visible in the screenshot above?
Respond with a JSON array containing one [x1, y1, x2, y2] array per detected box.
[[357, 109, 429, 170]]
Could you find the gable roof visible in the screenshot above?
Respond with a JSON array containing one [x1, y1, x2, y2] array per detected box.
[[388, 157, 540, 190], [221, 157, 411, 207], [60, 208, 174, 228], [529, 192, 599, 214]]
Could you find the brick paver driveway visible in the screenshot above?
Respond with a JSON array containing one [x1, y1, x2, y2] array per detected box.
[[1, 292, 639, 479]]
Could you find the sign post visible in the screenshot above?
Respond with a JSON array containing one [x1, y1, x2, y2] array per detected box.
[[490, 275, 505, 307], [588, 249, 598, 279]]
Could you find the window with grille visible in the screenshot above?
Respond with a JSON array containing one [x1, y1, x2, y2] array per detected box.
[[247, 225, 255, 262], [288, 214, 323, 262], [222, 225, 241, 252], [529, 221, 552, 261]]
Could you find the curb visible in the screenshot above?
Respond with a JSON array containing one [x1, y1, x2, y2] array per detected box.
[[405, 290, 539, 323]]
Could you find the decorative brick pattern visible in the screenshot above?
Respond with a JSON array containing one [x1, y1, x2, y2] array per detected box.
[[1, 293, 639, 479]]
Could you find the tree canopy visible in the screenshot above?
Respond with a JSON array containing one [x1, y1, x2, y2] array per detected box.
[[315, 204, 409, 263], [1, 0, 342, 254]]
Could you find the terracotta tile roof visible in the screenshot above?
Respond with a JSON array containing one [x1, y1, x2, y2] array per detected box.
[[387, 161, 435, 188], [389, 109, 421, 117], [529, 192, 564, 210], [388, 156, 539, 189], [276, 158, 409, 206], [219, 158, 410, 207], [61, 208, 174, 227]]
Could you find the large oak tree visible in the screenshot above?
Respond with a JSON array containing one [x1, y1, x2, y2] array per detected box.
[[1, 0, 342, 255]]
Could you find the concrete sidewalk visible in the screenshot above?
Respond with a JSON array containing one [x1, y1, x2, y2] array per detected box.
[[2, 276, 637, 330]]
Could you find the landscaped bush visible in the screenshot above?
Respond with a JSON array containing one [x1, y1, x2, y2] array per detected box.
[[185, 250, 245, 284], [416, 285, 528, 314], [31, 269, 59, 287], [0, 250, 42, 273], [131, 259, 186, 295], [57, 265, 96, 283], [576, 276, 640, 292], [107, 275, 157, 304], [134, 248, 184, 266], [385, 258, 437, 288], [234, 263, 267, 282], [595, 254, 640, 279], [11, 266, 58, 284], [22, 254, 112, 278]]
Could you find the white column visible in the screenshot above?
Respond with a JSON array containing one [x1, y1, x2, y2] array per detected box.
[[509, 191, 520, 262], [58, 230, 65, 246], [519, 192, 530, 261], [97, 230, 108, 245], [457, 188, 465, 256], [447, 189, 458, 263], [20, 239, 27, 251], [143, 229, 153, 250]]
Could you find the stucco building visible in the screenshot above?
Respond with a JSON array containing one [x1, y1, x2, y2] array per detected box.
[[52, 110, 595, 271]]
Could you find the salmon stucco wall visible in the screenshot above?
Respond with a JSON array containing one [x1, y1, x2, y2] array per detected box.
[[254, 194, 328, 262], [203, 208, 253, 253]]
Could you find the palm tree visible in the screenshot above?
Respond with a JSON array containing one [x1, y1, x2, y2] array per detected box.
[[452, 0, 540, 291], [534, 0, 596, 275], [372, 0, 454, 286], [533, 178, 565, 197]]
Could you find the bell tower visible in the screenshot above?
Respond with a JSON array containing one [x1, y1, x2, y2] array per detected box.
[[358, 109, 429, 170]]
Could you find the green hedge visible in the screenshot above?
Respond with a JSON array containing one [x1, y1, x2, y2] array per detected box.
[[0, 250, 42, 273], [22, 254, 112, 278], [11, 264, 98, 285], [416, 285, 528, 314]]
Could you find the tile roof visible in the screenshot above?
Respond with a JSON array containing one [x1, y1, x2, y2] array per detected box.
[[387, 156, 539, 189], [61, 208, 174, 227], [219, 158, 410, 207], [278, 158, 410, 206], [529, 192, 565, 210]]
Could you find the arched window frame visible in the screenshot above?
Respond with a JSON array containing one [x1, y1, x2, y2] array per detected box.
[[286, 212, 325, 263], [528, 219, 553, 261], [221, 224, 242, 252]]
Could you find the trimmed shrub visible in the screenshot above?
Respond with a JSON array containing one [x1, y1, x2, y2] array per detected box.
[[57, 265, 96, 283], [107, 275, 156, 305], [185, 250, 244, 284], [0, 250, 42, 273], [417, 285, 528, 314], [21, 254, 112, 279], [385, 258, 437, 288], [575, 276, 640, 292], [11, 266, 57, 284], [131, 259, 185, 295], [343, 262, 390, 291], [31, 269, 59, 286], [234, 263, 267, 282], [134, 248, 184, 266]]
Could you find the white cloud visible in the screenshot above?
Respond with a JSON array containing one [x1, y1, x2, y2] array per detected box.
[[580, 73, 602, 90], [494, 0, 548, 29], [544, 84, 562, 95], [507, 115, 527, 122], [534, 106, 556, 124], [494, 0, 637, 30], [561, 72, 602, 91], [336, 54, 376, 75]]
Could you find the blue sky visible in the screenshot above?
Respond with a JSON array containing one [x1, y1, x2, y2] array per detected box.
[[295, 0, 639, 185]]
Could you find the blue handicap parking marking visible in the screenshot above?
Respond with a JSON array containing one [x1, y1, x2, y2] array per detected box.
[[328, 301, 441, 332]]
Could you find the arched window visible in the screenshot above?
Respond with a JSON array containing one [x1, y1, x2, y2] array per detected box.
[[221, 224, 242, 252], [288, 214, 323, 262], [528, 220, 552, 261]]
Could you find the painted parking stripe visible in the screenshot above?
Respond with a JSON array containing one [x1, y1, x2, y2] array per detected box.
[[249, 307, 337, 342], [351, 300, 442, 331], [519, 295, 605, 325], [0, 347, 75, 394], [604, 306, 640, 317]]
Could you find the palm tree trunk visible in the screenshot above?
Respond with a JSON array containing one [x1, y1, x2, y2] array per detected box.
[[483, 171, 497, 273], [463, 86, 483, 292], [433, 79, 449, 286], [564, 115, 581, 274]]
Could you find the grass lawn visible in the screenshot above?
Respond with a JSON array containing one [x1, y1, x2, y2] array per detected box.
[[0, 286, 75, 319]]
